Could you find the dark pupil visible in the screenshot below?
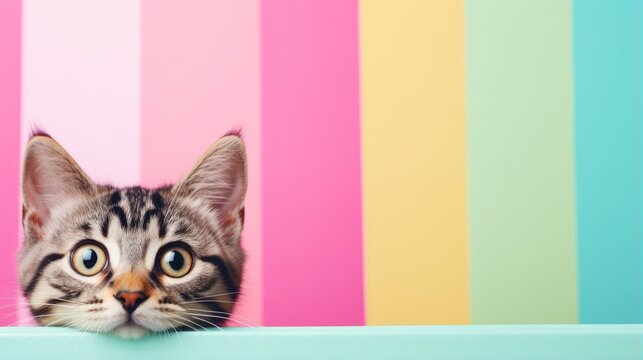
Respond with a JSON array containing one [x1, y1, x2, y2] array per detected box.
[[82, 249, 98, 269], [168, 251, 185, 271]]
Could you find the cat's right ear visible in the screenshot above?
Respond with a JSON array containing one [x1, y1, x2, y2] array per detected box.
[[22, 135, 95, 240]]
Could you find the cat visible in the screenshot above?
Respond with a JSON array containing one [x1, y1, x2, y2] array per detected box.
[[18, 131, 247, 339]]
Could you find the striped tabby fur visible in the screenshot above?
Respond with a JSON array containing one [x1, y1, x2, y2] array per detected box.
[[19, 132, 247, 338]]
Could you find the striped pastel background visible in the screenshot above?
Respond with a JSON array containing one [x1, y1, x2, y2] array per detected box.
[[0, 0, 640, 327]]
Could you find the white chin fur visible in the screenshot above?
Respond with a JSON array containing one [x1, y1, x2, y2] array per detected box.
[[113, 324, 148, 339]]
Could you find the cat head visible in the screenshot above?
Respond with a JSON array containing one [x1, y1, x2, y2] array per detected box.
[[19, 132, 247, 338]]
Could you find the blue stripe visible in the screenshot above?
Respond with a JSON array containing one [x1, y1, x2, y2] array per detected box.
[[573, 0, 642, 323]]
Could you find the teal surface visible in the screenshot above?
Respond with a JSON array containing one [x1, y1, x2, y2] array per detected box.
[[573, 0, 642, 323], [0, 326, 641, 359]]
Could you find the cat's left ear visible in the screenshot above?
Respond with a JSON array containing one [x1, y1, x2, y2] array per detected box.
[[172, 134, 248, 239], [22, 135, 96, 240]]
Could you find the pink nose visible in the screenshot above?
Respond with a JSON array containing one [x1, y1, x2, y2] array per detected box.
[[114, 290, 148, 313]]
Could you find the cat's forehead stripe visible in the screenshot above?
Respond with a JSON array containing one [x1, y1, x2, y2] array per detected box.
[[151, 191, 165, 208], [110, 206, 128, 229], [124, 187, 147, 228], [142, 209, 166, 237], [107, 190, 121, 206], [101, 188, 168, 239]]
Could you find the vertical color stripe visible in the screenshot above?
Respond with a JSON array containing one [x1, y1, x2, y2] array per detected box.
[[141, 0, 262, 325], [22, 0, 141, 186], [22, 0, 141, 322], [360, 1, 470, 325], [0, 0, 21, 326], [467, 0, 578, 323], [574, 0, 642, 324], [261, 0, 364, 325]]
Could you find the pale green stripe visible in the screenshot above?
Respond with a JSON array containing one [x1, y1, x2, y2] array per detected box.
[[466, 0, 577, 323]]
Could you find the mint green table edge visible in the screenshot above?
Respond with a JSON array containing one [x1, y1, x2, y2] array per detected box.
[[0, 325, 641, 360]]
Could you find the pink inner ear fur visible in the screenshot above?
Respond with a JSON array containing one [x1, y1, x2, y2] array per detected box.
[[25, 212, 44, 241], [23, 166, 51, 223], [218, 163, 246, 218], [174, 135, 248, 221], [22, 136, 96, 230]]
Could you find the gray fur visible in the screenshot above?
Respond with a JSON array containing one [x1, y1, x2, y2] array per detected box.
[[19, 134, 247, 338]]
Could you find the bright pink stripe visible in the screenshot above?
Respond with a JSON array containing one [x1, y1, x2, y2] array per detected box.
[[141, 0, 262, 325], [0, 0, 21, 326], [261, 0, 364, 325]]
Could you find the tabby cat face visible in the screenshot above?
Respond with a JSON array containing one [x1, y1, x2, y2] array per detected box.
[[19, 133, 247, 338]]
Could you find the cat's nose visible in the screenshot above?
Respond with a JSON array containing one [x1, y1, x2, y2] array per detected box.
[[114, 290, 148, 314]]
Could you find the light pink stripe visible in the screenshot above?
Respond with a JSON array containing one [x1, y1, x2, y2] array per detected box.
[[261, 0, 364, 325], [22, 0, 141, 186], [21, 0, 141, 323], [141, 0, 262, 325], [0, 0, 21, 327]]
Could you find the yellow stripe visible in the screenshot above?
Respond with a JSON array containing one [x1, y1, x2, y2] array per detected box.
[[360, 0, 469, 324]]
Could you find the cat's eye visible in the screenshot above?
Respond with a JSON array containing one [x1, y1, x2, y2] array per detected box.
[[159, 246, 193, 278], [70, 241, 108, 276]]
